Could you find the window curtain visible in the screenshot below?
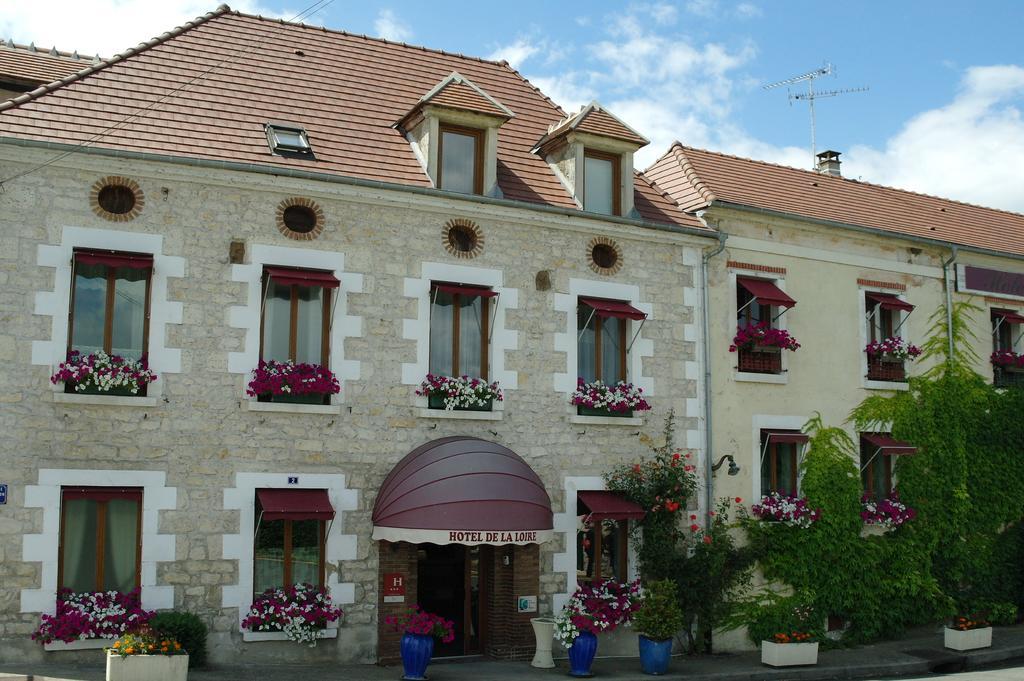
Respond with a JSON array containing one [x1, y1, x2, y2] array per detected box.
[[262, 279, 291, 361], [254, 519, 285, 594], [458, 295, 483, 377], [104, 498, 139, 592], [429, 291, 454, 376], [110, 267, 147, 361], [71, 263, 108, 356], [601, 319, 623, 382], [61, 498, 98, 593], [578, 306, 597, 382], [291, 519, 321, 585], [295, 286, 324, 364]]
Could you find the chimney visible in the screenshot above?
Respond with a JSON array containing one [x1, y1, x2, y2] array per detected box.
[[816, 150, 842, 176]]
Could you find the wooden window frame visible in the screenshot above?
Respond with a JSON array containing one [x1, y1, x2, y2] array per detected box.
[[258, 271, 332, 367], [67, 254, 153, 359], [762, 439, 799, 495], [579, 304, 628, 383], [438, 124, 484, 195], [583, 149, 622, 217], [861, 443, 893, 500], [579, 520, 628, 582], [429, 286, 490, 379], [57, 488, 143, 593], [867, 295, 895, 342], [737, 285, 771, 328], [993, 311, 1015, 353], [254, 514, 327, 592]]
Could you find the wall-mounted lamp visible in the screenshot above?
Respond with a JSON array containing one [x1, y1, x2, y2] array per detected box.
[[711, 455, 740, 476]]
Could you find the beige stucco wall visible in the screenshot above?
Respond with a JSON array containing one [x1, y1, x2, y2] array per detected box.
[[0, 145, 707, 664]]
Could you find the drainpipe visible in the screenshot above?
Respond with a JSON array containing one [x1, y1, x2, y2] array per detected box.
[[700, 227, 728, 526], [942, 246, 959, 363]]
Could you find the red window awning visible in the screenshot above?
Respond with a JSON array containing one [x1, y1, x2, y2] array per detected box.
[[862, 433, 917, 456], [433, 282, 498, 298], [763, 430, 810, 445], [866, 292, 915, 313], [577, 490, 646, 521], [74, 249, 153, 270], [257, 489, 335, 521], [62, 487, 143, 501], [578, 297, 647, 321], [264, 266, 339, 289], [738, 277, 796, 309], [994, 308, 1024, 325]]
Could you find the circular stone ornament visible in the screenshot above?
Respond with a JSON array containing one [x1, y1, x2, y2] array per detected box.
[[442, 218, 484, 259], [90, 176, 144, 222], [276, 197, 325, 240], [588, 236, 623, 275]]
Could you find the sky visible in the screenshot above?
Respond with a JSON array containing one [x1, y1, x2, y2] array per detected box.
[[3, 0, 1024, 212]]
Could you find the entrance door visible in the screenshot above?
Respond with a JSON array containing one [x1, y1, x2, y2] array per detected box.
[[417, 544, 489, 656]]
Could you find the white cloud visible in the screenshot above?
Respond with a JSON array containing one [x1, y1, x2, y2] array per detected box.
[[374, 8, 412, 43], [0, 0, 289, 57], [736, 3, 763, 19], [843, 65, 1024, 212], [685, 0, 718, 18], [488, 38, 541, 69]]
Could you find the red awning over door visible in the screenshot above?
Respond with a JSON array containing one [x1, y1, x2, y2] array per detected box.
[[866, 292, 915, 312], [257, 489, 336, 521], [264, 266, 340, 289], [737, 277, 797, 308], [371, 437, 553, 546], [577, 491, 645, 521], [74, 249, 153, 270], [578, 297, 647, 321], [862, 433, 917, 456]]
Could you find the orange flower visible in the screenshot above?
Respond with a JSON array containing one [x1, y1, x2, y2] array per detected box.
[[125, 647, 135, 655], [112, 641, 121, 648], [174, 642, 181, 650]]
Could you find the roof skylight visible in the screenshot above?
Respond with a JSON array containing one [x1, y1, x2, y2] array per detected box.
[[265, 123, 312, 156]]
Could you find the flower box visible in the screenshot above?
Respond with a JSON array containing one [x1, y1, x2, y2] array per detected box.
[[246, 360, 340, 404], [577, 405, 633, 418], [33, 589, 154, 647], [257, 392, 329, 405], [860, 523, 888, 538], [867, 357, 906, 382], [944, 626, 992, 651], [737, 347, 782, 374], [994, 366, 1024, 389], [51, 351, 157, 396], [761, 640, 818, 667], [427, 393, 492, 412], [242, 583, 342, 647], [106, 650, 188, 681]]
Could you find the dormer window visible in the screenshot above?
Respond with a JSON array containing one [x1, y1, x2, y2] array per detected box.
[[584, 150, 621, 215], [438, 125, 483, 194], [395, 72, 514, 198], [266, 123, 312, 156], [533, 102, 648, 219]]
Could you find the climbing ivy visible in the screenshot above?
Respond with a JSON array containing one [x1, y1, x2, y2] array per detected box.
[[740, 302, 1023, 645]]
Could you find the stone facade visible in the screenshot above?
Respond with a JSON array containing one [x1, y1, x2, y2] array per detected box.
[[0, 145, 707, 664]]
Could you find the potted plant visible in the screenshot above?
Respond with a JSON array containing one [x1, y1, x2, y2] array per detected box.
[[570, 378, 651, 417], [757, 602, 820, 667], [633, 580, 684, 675], [730, 323, 800, 374], [944, 613, 992, 651], [106, 628, 187, 681], [50, 350, 157, 396], [865, 336, 921, 381], [32, 588, 154, 649], [991, 350, 1024, 388], [751, 492, 822, 528], [554, 579, 642, 677], [241, 583, 342, 646], [385, 605, 455, 681], [860, 491, 915, 536], [416, 373, 503, 411], [246, 359, 340, 405]]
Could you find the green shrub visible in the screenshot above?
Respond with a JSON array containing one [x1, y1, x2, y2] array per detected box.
[[634, 580, 685, 642], [150, 611, 207, 668]]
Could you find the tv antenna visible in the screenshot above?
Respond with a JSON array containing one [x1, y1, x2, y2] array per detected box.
[[763, 62, 868, 169]]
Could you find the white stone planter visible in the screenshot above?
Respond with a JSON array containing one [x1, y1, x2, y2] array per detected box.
[[944, 626, 992, 651], [44, 637, 111, 652], [860, 523, 889, 538], [530, 617, 555, 668], [106, 651, 188, 681], [761, 640, 818, 667]]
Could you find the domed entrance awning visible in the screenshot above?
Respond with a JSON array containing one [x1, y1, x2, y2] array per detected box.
[[372, 437, 554, 546]]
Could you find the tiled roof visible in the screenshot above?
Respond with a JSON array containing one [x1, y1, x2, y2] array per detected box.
[[418, 73, 513, 119], [0, 8, 703, 231], [537, 102, 650, 150], [646, 143, 1024, 256], [0, 42, 95, 89]]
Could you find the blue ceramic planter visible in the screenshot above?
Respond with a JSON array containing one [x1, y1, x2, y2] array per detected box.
[[638, 635, 673, 675], [568, 630, 598, 677], [400, 633, 434, 681]]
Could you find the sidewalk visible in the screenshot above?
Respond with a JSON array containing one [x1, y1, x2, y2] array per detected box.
[[2, 624, 1023, 681]]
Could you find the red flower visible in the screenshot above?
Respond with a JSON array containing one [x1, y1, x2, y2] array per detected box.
[[735, 497, 743, 503], [702, 536, 712, 544], [689, 514, 697, 520], [672, 452, 681, 460], [689, 523, 699, 532], [665, 500, 680, 512]]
